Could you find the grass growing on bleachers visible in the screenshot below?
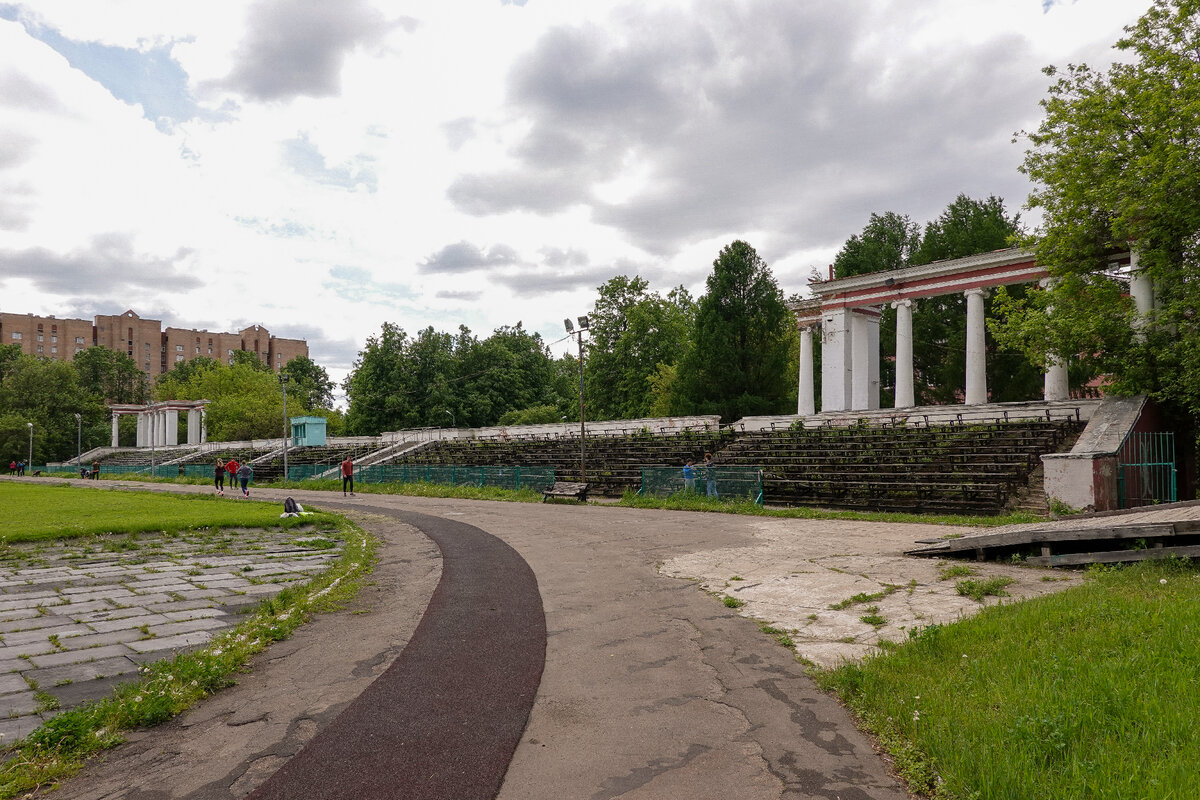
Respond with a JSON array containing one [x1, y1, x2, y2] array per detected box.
[[815, 557, 1200, 799]]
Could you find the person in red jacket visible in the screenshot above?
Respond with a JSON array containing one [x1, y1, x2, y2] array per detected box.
[[224, 458, 240, 491], [341, 456, 355, 497]]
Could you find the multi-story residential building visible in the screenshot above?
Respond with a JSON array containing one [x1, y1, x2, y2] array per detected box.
[[0, 309, 308, 378]]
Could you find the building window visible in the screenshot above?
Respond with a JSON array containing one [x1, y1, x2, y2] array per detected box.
[[175, 354, 184, 362], [10, 332, 21, 340], [75, 347, 83, 354], [36, 345, 44, 353], [75, 337, 84, 344], [50, 346, 57, 354], [207, 347, 212, 354], [176, 345, 184, 352], [36, 334, 43, 342], [227, 349, 234, 355], [51, 335, 57, 343]]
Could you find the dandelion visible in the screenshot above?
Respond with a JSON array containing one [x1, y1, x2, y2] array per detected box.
[[912, 710, 920, 722], [1160, 578, 1168, 584]]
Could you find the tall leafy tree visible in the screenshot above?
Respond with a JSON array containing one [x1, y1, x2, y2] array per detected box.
[[995, 0, 1200, 418], [342, 323, 416, 435], [156, 358, 287, 441], [282, 355, 336, 410], [0, 354, 104, 463], [73, 346, 149, 404], [832, 212, 921, 279], [585, 276, 695, 420], [674, 241, 794, 421]]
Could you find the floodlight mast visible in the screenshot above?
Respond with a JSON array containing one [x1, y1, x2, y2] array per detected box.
[[565, 317, 588, 482]]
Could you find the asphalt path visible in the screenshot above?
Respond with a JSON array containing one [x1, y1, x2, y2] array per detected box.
[[34, 483, 910, 800]]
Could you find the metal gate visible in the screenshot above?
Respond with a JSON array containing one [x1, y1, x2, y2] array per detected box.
[[1117, 431, 1177, 508]]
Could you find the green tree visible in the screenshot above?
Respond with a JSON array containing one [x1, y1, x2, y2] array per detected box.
[[996, 0, 1200, 416], [833, 212, 921, 279], [585, 277, 695, 420], [674, 241, 794, 421], [73, 346, 148, 404], [0, 354, 104, 464], [282, 355, 336, 410], [156, 359, 285, 441]]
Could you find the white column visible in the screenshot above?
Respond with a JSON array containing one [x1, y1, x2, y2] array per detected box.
[[165, 409, 179, 446], [136, 412, 146, 448], [964, 288, 988, 405], [893, 299, 915, 408], [797, 326, 816, 416], [155, 410, 166, 446], [1129, 250, 1155, 341], [851, 312, 870, 410], [200, 408, 207, 443], [111, 413, 120, 448], [1039, 278, 1069, 401], [820, 308, 853, 412], [186, 409, 200, 444], [866, 313, 880, 410]]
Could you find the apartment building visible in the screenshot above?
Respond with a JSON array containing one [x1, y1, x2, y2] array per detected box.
[[1, 309, 308, 377]]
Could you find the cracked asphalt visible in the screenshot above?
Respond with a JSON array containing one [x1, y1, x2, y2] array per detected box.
[[27, 481, 1079, 799]]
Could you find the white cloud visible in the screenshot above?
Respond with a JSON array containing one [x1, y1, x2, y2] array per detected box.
[[0, 0, 1151, 380]]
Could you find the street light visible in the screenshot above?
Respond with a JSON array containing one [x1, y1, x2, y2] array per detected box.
[[444, 409, 455, 428], [26, 422, 33, 471], [74, 413, 81, 468], [564, 315, 589, 482], [279, 373, 290, 484]]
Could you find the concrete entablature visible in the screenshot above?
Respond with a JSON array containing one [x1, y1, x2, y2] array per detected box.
[[790, 246, 1140, 415]]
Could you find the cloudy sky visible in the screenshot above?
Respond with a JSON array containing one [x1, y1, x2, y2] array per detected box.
[[0, 0, 1149, 402]]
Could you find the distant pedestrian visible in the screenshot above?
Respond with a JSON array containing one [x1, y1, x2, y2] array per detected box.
[[236, 462, 253, 497], [225, 458, 240, 490], [682, 460, 697, 493], [702, 452, 718, 498], [17, 460, 25, 477], [7, 461, 14, 476], [341, 456, 355, 497], [214, 458, 226, 495], [91, 460, 99, 480]]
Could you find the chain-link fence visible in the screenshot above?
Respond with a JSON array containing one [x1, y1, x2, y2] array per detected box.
[[639, 466, 763, 504], [356, 464, 555, 491]]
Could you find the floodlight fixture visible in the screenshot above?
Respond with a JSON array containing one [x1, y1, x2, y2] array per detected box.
[[577, 315, 590, 330], [563, 318, 574, 333]]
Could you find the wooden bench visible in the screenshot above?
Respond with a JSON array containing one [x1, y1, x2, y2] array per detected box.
[[542, 481, 589, 503]]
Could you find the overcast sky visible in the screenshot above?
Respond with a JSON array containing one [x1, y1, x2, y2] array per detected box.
[[0, 0, 1150, 402]]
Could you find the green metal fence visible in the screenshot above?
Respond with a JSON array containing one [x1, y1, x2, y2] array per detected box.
[[1117, 431, 1177, 508], [356, 464, 555, 491], [639, 466, 763, 504]]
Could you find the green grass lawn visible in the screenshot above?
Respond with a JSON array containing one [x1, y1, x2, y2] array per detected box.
[[0, 482, 299, 542], [816, 557, 1200, 799]]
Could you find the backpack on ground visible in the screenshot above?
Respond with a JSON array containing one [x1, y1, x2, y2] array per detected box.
[[283, 497, 299, 514]]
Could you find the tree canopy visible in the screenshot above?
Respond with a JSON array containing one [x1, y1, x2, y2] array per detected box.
[[673, 240, 795, 421], [994, 0, 1200, 415]]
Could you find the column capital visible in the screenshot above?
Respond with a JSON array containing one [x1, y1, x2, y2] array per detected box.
[[891, 298, 913, 310], [964, 287, 989, 299]]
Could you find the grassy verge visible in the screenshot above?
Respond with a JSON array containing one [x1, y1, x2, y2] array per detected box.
[[0, 482, 304, 542], [0, 484, 377, 797], [813, 557, 1200, 799], [616, 490, 1042, 527]]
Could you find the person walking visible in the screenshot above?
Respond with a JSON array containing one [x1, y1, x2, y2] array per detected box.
[[224, 458, 240, 491], [8, 461, 14, 476], [91, 460, 99, 480], [214, 458, 226, 495], [16, 460, 24, 477], [682, 460, 697, 493], [236, 461, 253, 497], [341, 455, 355, 497], [702, 452, 718, 498]]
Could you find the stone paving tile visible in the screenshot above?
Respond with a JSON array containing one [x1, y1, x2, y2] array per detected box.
[[145, 618, 227, 638], [0, 673, 28, 694], [87, 614, 171, 634], [58, 628, 146, 650], [3, 624, 91, 647], [28, 644, 135, 670], [127, 630, 216, 654], [0, 522, 342, 746]]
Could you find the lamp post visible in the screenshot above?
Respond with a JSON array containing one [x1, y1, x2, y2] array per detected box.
[[444, 409, 455, 427], [563, 315, 589, 482], [74, 413, 81, 468], [26, 422, 33, 471], [279, 373, 290, 484]]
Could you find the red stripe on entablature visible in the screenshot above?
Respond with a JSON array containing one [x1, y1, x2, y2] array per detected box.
[[822, 261, 1047, 310]]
